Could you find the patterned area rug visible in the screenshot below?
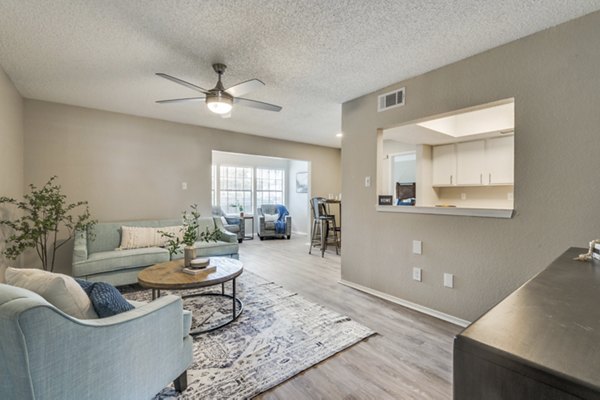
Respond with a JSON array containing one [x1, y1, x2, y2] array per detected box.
[[122, 271, 375, 399]]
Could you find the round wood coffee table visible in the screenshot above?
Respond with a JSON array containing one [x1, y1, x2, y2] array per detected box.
[[138, 257, 243, 335]]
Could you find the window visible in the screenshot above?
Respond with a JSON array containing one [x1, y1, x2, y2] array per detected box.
[[256, 168, 285, 208], [219, 166, 253, 214]]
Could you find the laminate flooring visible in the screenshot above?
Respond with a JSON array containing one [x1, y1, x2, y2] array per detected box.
[[238, 234, 461, 400]]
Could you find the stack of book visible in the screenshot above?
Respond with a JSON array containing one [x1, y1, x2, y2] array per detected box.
[[593, 243, 600, 261], [183, 258, 216, 275]]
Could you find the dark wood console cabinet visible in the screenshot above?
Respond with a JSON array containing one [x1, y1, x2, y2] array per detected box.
[[454, 248, 600, 399]]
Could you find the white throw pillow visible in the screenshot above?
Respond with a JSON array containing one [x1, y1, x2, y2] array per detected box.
[[118, 225, 183, 250], [264, 213, 279, 222], [5, 267, 98, 319], [220, 216, 228, 226]]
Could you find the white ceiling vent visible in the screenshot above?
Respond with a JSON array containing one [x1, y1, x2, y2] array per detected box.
[[378, 88, 405, 112]]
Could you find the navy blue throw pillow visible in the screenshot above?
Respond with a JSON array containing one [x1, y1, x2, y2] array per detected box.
[[75, 279, 134, 318]]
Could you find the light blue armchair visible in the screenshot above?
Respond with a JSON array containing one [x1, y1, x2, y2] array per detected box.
[[0, 283, 193, 400]]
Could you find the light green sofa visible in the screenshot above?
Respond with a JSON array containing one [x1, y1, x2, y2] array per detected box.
[[0, 283, 193, 399], [73, 217, 239, 286]]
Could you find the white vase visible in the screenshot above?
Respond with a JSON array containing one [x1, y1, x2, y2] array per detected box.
[[184, 246, 196, 268]]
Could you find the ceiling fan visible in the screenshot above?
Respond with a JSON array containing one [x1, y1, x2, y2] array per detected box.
[[155, 64, 282, 117]]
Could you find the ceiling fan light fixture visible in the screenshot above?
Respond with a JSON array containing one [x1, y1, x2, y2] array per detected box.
[[206, 94, 233, 114]]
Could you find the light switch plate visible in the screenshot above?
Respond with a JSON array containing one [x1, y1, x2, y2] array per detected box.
[[413, 267, 422, 282], [412, 240, 422, 255], [181, 182, 188, 190], [364, 176, 371, 187], [444, 273, 454, 288]]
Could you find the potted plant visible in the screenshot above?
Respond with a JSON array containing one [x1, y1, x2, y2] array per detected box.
[[160, 204, 219, 267], [229, 202, 244, 217], [0, 176, 97, 272]]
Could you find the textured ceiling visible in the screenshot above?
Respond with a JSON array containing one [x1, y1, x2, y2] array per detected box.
[[0, 1, 599, 148]]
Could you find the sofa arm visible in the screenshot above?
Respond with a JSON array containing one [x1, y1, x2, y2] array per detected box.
[[72, 229, 88, 263]]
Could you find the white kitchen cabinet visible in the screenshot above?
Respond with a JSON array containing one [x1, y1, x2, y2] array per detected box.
[[432, 144, 456, 186], [486, 136, 514, 185], [456, 140, 486, 185]]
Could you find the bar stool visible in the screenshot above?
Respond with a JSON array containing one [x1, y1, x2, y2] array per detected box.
[[309, 197, 339, 257]]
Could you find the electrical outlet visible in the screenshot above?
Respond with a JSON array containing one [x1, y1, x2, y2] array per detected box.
[[364, 176, 371, 187], [413, 267, 422, 282], [461, 193, 467, 200], [412, 240, 422, 255], [508, 192, 514, 201], [444, 273, 454, 288], [181, 182, 188, 190]]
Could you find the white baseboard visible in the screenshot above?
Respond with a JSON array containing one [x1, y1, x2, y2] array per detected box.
[[338, 279, 471, 327]]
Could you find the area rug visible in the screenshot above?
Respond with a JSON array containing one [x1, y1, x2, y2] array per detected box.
[[122, 270, 375, 399]]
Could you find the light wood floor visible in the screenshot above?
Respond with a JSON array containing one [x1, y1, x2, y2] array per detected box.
[[239, 234, 461, 400]]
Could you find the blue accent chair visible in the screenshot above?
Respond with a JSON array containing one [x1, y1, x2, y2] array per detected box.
[[0, 283, 193, 400]]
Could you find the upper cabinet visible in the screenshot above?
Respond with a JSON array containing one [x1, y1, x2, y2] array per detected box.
[[432, 136, 514, 187], [456, 140, 486, 185], [432, 144, 457, 186], [486, 136, 514, 185]]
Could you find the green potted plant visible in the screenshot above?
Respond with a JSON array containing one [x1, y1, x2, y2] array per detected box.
[[160, 204, 219, 267], [0, 176, 97, 272], [229, 202, 244, 217]]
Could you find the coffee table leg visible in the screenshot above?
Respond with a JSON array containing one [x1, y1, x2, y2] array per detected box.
[[221, 282, 225, 295], [232, 278, 236, 318], [152, 289, 156, 300]]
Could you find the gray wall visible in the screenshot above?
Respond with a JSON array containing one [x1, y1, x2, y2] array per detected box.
[[24, 99, 341, 273], [0, 67, 24, 275], [341, 11, 600, 322]]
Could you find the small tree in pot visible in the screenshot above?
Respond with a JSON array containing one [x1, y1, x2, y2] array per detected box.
[[160, 204, 219, 267], [0, 176, 97, 272]]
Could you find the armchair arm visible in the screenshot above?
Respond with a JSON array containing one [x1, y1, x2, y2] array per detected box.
[[285, 215, 292, 236], [213, 218, 238, 243], [19, 295, 193, 400], [72, 229, 88, 263]]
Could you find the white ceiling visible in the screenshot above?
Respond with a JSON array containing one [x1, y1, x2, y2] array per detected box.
[[385, 100, 514, 145], [0, 1, 599, 148]]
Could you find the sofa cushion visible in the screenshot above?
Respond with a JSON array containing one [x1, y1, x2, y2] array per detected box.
[[75, 279, 134, 318], [126, 299, 192, 337], [194, 241, 239, 257], [118, 225, 182, 250], [73, 247, 170, 277], [171, 240, 239, 259], [224, 224, 240, 233], [265, 221, 276, 230], [5, 268, 98, 319]]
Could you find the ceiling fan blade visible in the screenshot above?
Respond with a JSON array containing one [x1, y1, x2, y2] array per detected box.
[[156, 96, 206, 104], [155, 73, 209, 94], [225, 79, 265, 97], [234, 97, 282, 112]]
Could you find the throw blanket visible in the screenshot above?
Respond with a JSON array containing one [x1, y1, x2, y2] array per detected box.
[[275, 205, 289, 234]]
